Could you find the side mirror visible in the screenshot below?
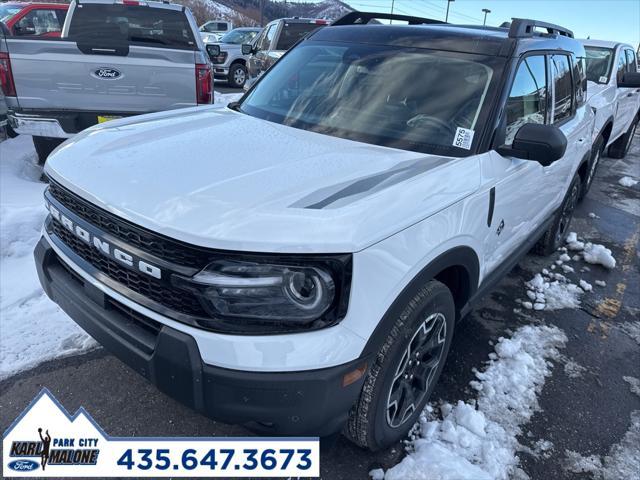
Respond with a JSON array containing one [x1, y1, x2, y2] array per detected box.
[[206, 44, 220, 59], [618, 72, 640, 88], [242, 44, 253, 55], [496, 123, 567, 167]]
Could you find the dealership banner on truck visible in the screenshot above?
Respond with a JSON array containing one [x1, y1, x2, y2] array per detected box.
[[2, 389, 319, 477]]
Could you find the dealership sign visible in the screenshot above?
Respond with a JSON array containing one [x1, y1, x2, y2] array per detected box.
[[2, 389, 319, 477]]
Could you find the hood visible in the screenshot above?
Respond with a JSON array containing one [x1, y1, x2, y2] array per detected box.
[[46, 107, 480, 253]]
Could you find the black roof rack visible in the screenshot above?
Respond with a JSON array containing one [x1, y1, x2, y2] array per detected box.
[[508, 18, 574, 38], [332, 11, 446, 26]]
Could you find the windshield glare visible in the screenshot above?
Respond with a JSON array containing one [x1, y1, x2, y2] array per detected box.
[[585, 47, 614, 84], [240, 42, 498, 156], [220, 29, 258, 44], [0, 5, 21, 22]]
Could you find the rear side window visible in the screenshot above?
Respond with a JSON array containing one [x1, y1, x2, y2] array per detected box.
[[572, 54, 587, 108], [504, 55, 547, 145], [584, 47, 614, 84], [275, 23, 320, 51], [551, 54, 573, 124], [13, 9, 63, 36], [202, 22, 229, 33], [67, 4, 196, 50]]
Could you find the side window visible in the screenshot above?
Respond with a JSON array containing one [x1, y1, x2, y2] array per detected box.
[[572, 54, 587, 108], [625, 49, 637, 73], [258, 24, 275, 51], [504, 55, 547, 145], [551, 54, 573, 124], [13, 9, 62, 36], [616, 49, 627, 82]]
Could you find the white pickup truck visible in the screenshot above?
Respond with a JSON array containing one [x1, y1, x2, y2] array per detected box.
[[580, 40, 640, 194], [0, 0, 212, 163]]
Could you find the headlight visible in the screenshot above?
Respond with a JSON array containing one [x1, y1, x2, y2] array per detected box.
[[172, 256, 351, 331]]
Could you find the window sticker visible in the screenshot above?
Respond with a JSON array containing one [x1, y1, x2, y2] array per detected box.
[[453, 127, 475, 150], [599, 76, 608, 83]]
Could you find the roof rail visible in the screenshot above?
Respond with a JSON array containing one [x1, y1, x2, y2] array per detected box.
[[508, 18, 574, 38], [332, 11, 446, 26]]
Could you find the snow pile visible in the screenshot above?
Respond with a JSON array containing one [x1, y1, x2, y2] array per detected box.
[[522, 273, 583, 311], [382, 325, 567, 480], [618, 176, 638, 187], [582, 243, 616, 269], [565, 411, 640, 480], [623, 376, 640, 397], [0, 136, 97, 380], [564, 232, 616, 268]]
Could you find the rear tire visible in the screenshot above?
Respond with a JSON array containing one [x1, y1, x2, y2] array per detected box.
[[607, 117, 638, 159], [579, 136, 603, 201], [227, 63, 247, 88], [345, 280, 455, 451], [534, 173, 581, 256], [33, 136, 63, 165]]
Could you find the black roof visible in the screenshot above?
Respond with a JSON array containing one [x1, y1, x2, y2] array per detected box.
[[310, 24, 513, 56], [308, 13, 582, 58]]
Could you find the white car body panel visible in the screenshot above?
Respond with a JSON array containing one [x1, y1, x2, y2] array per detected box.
[[581, 39, 640, 148]]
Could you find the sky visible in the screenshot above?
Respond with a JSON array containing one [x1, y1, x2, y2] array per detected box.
[[278, 0, 640, 47]]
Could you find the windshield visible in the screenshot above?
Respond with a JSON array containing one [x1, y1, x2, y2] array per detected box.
[[220, 29, 258, 44], [0, 4, 22, 22], [585, 47, 614, 84], [240, 42, 501, 156]]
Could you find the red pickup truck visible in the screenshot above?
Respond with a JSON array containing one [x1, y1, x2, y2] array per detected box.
[[0, 2, 68, 37]]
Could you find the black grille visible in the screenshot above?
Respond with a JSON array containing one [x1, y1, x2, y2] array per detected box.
[[48, 182, 211, 269], [51, 219, 208, 318]]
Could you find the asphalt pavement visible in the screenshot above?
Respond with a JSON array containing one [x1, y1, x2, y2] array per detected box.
[[1, 133, 639, 480]]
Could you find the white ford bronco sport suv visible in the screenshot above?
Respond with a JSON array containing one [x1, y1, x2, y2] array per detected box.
[[36, 13, 596, 450]]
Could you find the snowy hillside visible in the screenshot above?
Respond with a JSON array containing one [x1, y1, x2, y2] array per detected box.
[[183, 0, 353, 26]]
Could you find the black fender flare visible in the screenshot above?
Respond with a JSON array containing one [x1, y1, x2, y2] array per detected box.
[[360, 246, 479, 358]]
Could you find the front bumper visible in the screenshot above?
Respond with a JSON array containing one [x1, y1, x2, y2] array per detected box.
[[34, 236, 368, 436], [212, 66, 230, 80]]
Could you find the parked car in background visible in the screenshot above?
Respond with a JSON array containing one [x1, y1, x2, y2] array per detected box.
[[0, 2, 68, 37], [243, 17, 328, 89], [1, 0, 212, 163], [579, 39, 640, 196], [207, 27, 261, 88], [200, 19, 232, 44], [37, 13, 597, 450]]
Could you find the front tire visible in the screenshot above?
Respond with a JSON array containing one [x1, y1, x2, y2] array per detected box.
[[227, 63, 247, 88], [534, 173, 581, 256], [608, 116, 638, 159], [345, 280, 455, 451]]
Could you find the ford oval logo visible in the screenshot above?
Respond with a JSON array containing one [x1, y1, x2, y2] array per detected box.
[[8, 459, 39, 471], [93, 67, 121, 79]]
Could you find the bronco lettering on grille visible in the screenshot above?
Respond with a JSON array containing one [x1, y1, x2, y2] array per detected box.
[[46, 201, 162, 280]]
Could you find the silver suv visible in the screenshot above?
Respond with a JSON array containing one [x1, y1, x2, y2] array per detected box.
[[208, 27, 261, 88]]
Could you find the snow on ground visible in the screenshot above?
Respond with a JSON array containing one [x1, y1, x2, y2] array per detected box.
[[623, 376, 640, 397], [379, 325, 567, 480], [616, 321, 640, 346], [0, 136, 97, 380], [214, 91, 243, 106], [618, 176, 638, 187], [564, 411, 640, 480], [517, 233, 618, 312]]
